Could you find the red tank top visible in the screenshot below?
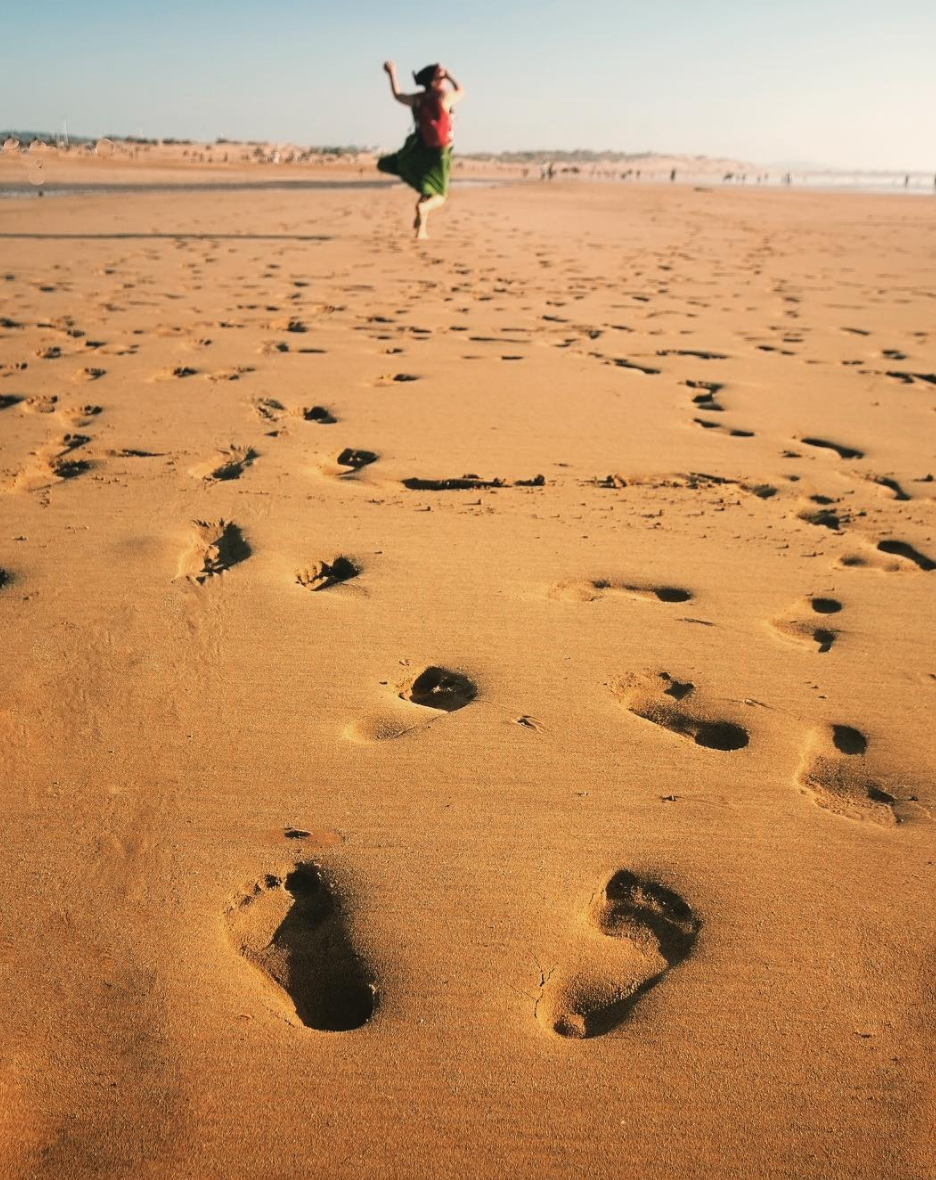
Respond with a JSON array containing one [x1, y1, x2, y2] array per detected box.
[[417, 94, 452, 149]]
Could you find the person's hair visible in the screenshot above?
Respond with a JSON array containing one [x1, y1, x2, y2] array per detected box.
[[413, 64, 440, 88]]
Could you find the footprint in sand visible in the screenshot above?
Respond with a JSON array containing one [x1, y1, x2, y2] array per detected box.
[[300, 405, 337, 424], [207, 366, 254, 383], [613, 671, 749, 751], [61, 403, 103, 427], [768, 596, 842, 653], [190, 445, 257, 482], [400, 665, 477, 710], [692, 418, 754, 438], [153, 365, 198, 381], [226, 862, 376, 1030], [71, 366, 105, 383], [797, 724, 907, 825], [178, 519, 250, 583], [23, 395, 58, 415], [552, 579, 692, 604], [796, 495, 846, 531], [344, 665, 477, 743], [252, 397, 286, 423], [536, 870, 701, 1039], [11, 434, 94, 491], [323, 448, 379, 479], [295, 556, 360, 591], [839, 539, 935, 573], [798, 436, 865, 460], [682, 380, 724, 412], [859, 474, 910, 502]]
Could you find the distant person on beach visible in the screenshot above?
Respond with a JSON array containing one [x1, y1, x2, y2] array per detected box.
[[378, 61, 465, 240]]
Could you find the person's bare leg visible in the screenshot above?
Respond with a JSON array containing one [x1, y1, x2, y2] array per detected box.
[[415, 194, 446, 240]]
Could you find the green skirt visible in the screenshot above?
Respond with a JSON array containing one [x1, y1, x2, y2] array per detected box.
[[377, 133, 451, 197]]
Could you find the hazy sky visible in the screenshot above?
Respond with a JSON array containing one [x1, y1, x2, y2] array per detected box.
[[3, 0, 934, 169]]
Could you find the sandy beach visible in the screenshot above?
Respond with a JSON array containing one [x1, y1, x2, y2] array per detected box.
[[1, 175, 935, 1179]]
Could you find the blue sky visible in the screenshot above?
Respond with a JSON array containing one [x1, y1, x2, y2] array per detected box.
[[2, 0, 934, 169]]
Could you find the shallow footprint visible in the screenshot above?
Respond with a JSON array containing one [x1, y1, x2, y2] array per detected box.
[[226, 862, 376, 1030], [552, 579, 691, 604], [797, 725, 901, 825], [768, 596, 842, 653], [537, 870, 701, 1039], [613, 671, 749, 750]]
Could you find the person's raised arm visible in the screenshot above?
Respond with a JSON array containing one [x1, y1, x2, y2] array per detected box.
[[442, 68, 466, 107], [383, 61, 416, 107]]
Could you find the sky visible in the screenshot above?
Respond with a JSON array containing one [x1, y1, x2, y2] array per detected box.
[[2, 0, 935, 170]]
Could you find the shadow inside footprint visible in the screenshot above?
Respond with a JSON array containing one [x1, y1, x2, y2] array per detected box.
[[614, 671, 749, 751], [296, 556, 360, 591], [182, 519, 250, 583], [876, 540, 935, 572], [228, 863, 376, 1031], [400, 666, 477, 711], [797, 725, 898, 824], [303, 405, 337, 424], [336, 447, 378, 471], [541, 870, 701, 1040]]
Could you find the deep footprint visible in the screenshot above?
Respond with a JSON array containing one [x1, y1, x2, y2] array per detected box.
[[192, 445, 257, 482], [613, 671, 749, 750], [226, 863, 376, 1030], [336, 448, 379, 471], [181, 519, 250, 582], [537, 870, 701, 1039], [295, 556, 360, 591], [799, 436, 865, 460], [400, 666, 477, 711]]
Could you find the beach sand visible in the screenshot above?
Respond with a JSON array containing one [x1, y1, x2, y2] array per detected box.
[[1, 177, 934, 1179]]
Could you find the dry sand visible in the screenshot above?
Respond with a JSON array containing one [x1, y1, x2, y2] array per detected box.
[[1, 175, 935, 1180]]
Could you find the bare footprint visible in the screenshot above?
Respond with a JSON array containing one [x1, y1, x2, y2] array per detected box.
[[839, 539, 935, 573], [768, 596, 842, 653], [153, 365, 197, 381], [11, 433, 93, 491], [190, 445, 257, 482], [552, 579, 692, 604], [797, 725, 901, 825], [692, 417, 754, 438], [536, 870, 701, 1039], [798, 436, 864, 460], [226, 862, 376, 1030], [319, 448, 379, 480], [344, 665, 477, 743], [300, 405, 337, 424], [178, 519, 250, 582], [613, 671, 749, 751], [253, 397, 286, 423], [295, 556, 360, 591], [399, 665, 477, 711]]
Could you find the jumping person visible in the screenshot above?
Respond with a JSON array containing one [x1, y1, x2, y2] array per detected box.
[[377, 61, 465, 240]]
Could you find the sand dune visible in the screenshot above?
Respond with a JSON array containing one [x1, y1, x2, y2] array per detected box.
[[1, 176, 935, 1180]]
